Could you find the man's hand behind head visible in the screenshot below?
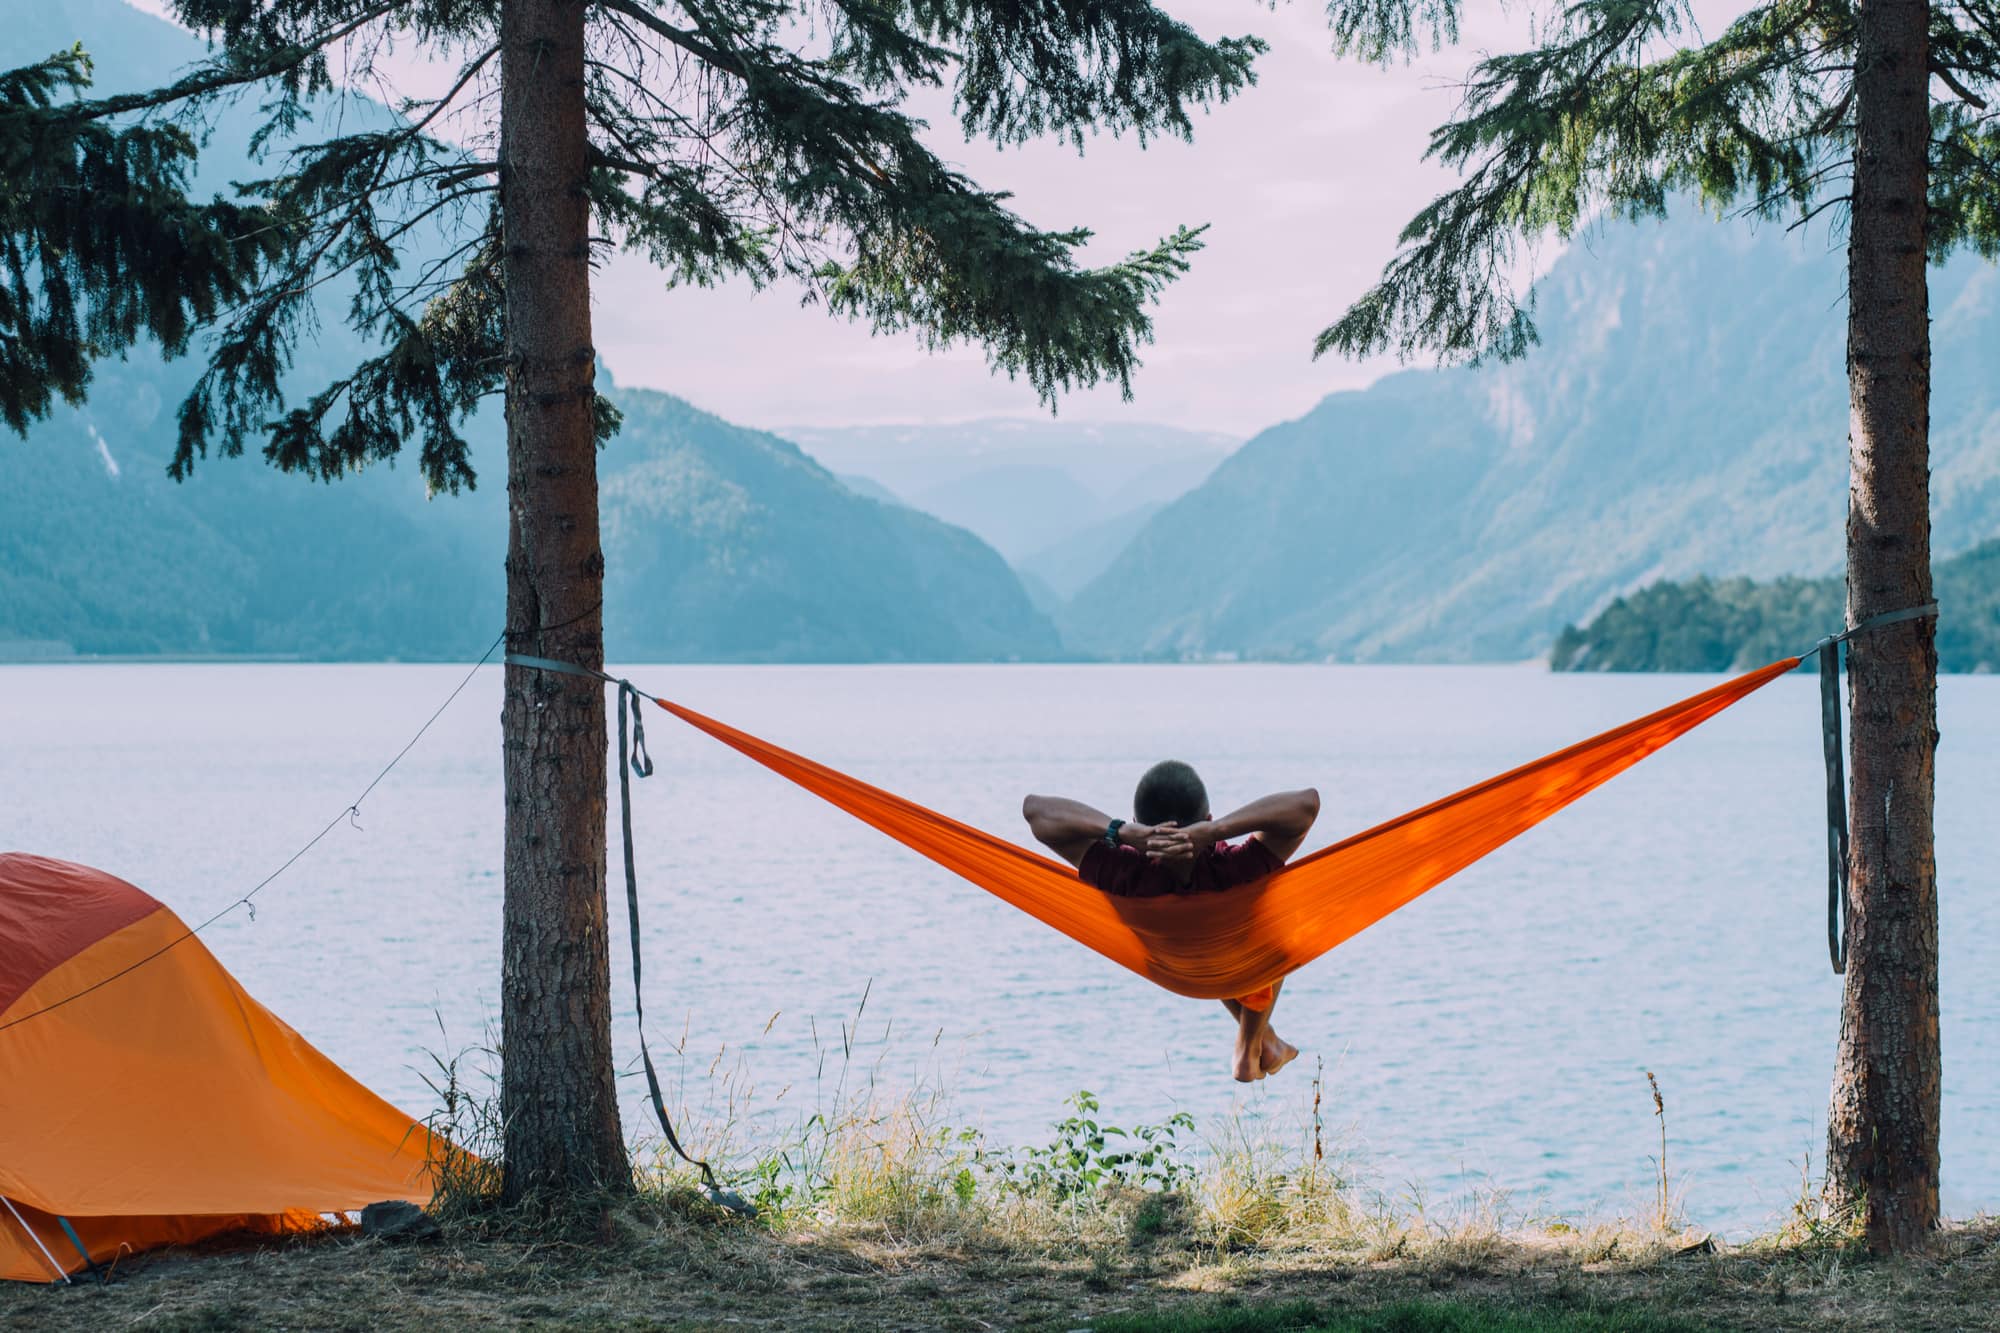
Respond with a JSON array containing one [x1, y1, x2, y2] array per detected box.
[[1145, 821, 1218, 864]]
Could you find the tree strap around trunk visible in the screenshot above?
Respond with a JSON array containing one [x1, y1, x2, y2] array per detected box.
[[1800, 602, 1939, 975], [504, 654, 756, 1217]]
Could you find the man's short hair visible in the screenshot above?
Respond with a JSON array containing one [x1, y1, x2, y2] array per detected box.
[[1135, 760, 1208, 828]]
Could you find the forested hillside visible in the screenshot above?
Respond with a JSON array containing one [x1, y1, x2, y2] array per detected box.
[[0, 365, 501, 658], [601, 393, 1060, 662], [1551, 541, 2000, 673], [0, 355, 1059, 662]]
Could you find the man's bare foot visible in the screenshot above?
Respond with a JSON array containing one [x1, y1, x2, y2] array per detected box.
[[1231, 1038, 1263, 1083], [1259, 1033, 1300, 1077]]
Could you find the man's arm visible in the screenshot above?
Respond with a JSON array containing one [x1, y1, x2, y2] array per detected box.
[[1149, 789, 1321, 865], [1022, 794, 1154, 869]]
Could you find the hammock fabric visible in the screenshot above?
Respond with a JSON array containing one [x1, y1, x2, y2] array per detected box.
[[652, 657, 1799, 1004]]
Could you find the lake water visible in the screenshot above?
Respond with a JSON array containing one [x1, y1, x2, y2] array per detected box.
[[3, 662, 1994, 1237]]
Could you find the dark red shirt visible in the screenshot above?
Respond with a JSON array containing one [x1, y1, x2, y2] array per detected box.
[[1077, 837, 1284, 898]]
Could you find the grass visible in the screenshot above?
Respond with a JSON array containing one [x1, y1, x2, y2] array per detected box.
[[5, 1203, 1995, 1331], [5, 1029, 1997, 1330], [1090, 1297, 1724, 1332]]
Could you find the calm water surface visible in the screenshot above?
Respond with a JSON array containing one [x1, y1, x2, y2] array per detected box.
[[4, 662, 1994, 1236]]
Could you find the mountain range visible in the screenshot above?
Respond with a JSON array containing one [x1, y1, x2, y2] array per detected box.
[[8, 2, 1999, 665], [599, 393, 1057, 662], [781, 420, 1233, 595], [0, 347, 1058, 660], [1060, 217, 2000, 662], [0, 2, 1055, 663]]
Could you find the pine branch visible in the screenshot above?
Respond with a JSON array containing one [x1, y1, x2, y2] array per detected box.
[[1930, 107, 2000, 257], [49, 1, 404, 126], [1933, 62, 1989, 109], [21, 0, 1252, 486], [1318, 0, 1850, 364], [1324, 0, 1464, 62], [909, 0, 1265, 146], [0, 49, 288, 431]]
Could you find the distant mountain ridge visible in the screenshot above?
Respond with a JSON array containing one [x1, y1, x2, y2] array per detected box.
[[781, 419, 1234, 566], [1062, 213, 2000, 662], [1018, 501, 1166, 600]]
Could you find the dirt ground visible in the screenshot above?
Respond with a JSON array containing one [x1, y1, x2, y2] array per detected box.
[[3, 1209, 1996, 1331]]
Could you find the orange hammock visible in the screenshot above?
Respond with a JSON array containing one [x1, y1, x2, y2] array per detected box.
[[648, 657, 1799, 1003]]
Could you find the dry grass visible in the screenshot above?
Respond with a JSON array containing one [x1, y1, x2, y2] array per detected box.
[[4, 1200, 1995, 1331], [7, 1045, 1995, 1330]]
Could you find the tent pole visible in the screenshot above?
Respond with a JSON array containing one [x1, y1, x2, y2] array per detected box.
[[0, 1195, 71, 1285]]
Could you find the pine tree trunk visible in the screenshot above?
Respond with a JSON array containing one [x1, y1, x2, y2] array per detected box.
[[1824, 0, 1940, 1253], [497, 0, 628, 1204]]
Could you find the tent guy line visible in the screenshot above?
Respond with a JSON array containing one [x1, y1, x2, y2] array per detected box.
[[0, 630, 507, 1038]]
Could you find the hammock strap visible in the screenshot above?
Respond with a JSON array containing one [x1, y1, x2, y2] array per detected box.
[[1801, 601, 1939, 975], [505, 654, 751, 1214], [1816, 638, 1850, 974]]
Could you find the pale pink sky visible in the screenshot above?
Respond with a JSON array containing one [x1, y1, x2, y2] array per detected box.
[[601, 1, 1521, 435], [133, 0, 1749, 436]]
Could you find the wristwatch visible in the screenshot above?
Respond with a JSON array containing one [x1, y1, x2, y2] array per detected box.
[[1104, 818, 1125, 848]]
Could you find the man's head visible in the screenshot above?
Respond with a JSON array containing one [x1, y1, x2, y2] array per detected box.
[[1135, 760, 1209, 829]]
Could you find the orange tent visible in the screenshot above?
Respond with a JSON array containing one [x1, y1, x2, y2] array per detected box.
[[0, 854, 442, 1282]]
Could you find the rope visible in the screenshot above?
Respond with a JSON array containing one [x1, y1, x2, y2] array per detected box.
[[504, 653, 754, 1216], [1800, 601, 1939, 974], [0, 631, 506, 1036]]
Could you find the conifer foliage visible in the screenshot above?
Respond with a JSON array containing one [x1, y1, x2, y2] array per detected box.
[[0, 47, 282, 434], [1316, 0, 1997, 1252], [32, 0, 1270, 496], [8, 0, 1262, 1207], [1314, 0, 2000, 364]]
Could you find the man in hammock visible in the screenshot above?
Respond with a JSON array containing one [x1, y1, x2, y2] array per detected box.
[[1022, 764, 1320, 1082]]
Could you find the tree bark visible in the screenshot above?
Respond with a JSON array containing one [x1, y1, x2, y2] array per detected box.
[[497, 0, 628, 1204], [1825, 0, 1940, 1253]]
